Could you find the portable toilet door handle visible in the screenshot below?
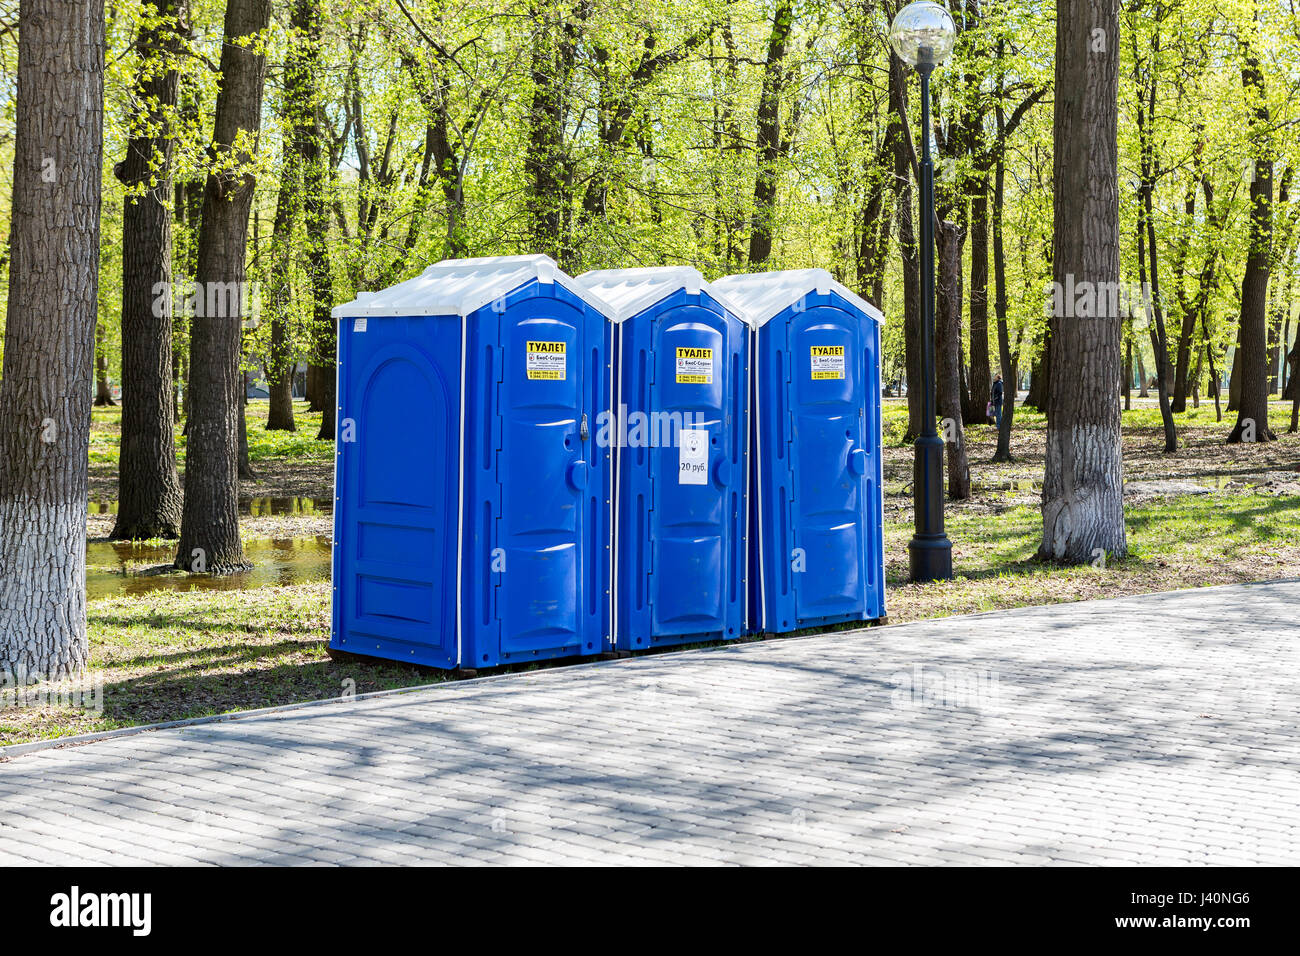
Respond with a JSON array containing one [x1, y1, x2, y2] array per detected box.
[[567, 460, 589, 490], [847, 447, 868, 477]]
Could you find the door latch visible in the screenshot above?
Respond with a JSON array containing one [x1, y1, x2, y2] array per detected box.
[[580, 413, 589, 441]]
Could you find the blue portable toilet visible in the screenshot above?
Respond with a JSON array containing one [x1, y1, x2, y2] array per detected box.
[[576, 268, 749, 651], [330, 255, 611, 670], [712, 269, 885, 634]]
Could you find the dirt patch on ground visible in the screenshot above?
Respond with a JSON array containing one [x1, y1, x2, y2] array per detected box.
[[89, 459, 336, 504]]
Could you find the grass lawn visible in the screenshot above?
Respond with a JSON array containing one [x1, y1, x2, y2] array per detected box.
[[2, 393, 1297, 749]]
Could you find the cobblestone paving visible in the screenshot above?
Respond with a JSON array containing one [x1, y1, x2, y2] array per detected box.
[[2, 580, 1298, 864]]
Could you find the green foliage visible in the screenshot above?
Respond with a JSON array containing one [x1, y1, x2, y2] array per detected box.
[[0, 0, 1296, 393]]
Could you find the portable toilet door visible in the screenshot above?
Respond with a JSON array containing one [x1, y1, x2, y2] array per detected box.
[[576, 267, 749, 652], [331, 255, 611, 669], [712, 269, 885, 634]]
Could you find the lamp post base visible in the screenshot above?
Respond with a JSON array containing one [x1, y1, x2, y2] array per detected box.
[[909, 433, 953, 583], [908, 534, 953, 583]]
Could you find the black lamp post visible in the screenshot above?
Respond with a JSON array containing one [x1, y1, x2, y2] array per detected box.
[[890, 1, 955, 583]]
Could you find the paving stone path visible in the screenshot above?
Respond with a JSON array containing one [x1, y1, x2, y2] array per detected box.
[[2, 580, 1298, 864]]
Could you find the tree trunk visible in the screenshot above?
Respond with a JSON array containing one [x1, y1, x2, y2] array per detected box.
[[1123, 329, 1132, 411], [314, 324, 337, 441], [306, 154, 336, 443], [0, 0, 104, 678], [266, 354, 296, 431], [112, 0, 186, 540], [1227, 329, 1241, 411], [523, 3, 588, 270], [856, 37, 899, 310], [1025, 323, 1052, 413], [1267, 169, 1292, 397], [263, 0, 314, 435], [180, 343, 191, 420], [1191, 344, 1203, 408], [288, 0, 337, 442], [238, 370, 256, 480], [891, 53, 923, 443], [264, 151, 298, 432], [936, 220, 970, 500], [1228, 48, 1275, 443], [1280, 308, 1292, 397], [305, 363, 320, 410], [1287, 336, 1299, 432], [174, 0, 271, 573], [967, 177, 991, 425], [992, 120, 1017, 462], [1170, 184, 1197, 412], [173, 327, 185, 422], [1138, 216, 1177, 452], [1134, 54, 1177, 455], [747, 0, 794, 267], [1205, 338, 1223, 422], [1039, 0, 1126, 564], [94, 324, 116, 405]]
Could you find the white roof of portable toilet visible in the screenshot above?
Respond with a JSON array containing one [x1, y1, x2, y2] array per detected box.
[[711, 269, 883, 328], [576, 266, 745, 325], [331, 254, 596, 318]]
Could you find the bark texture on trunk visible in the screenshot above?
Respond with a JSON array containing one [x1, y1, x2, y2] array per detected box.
[[992, 120, 1017, 462], [0, 0, 105, 678], [1132, 31, 1177, 452], [1287, 336, 1299, 432], [1229, 49, 1276, 443], [112, 0, 186, 540], [891, 53, 923, 443], [1040, 0, 1127, 564], [1025, 324, 1052, 412], [937, 220, 970, 499], [294, 0, 336, 442], [305, 363, 321, 410], [175, 0, 271, 573], [1123, 326, 1133, 410], [524, 3, 588, 270], [264, 151, 297, 432], [967, 179, 991, 424], [1170, 184, 1197, 412], [94, 325, 116, 405], [747, 0, 793, 267]]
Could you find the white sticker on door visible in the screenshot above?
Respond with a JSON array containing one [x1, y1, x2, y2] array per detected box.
[[526, 340, 567, 380], [678, 428, 708, 485], [811, 345, 845, 380], [353, 317, 367, 333], [675, 347, 714, 384]]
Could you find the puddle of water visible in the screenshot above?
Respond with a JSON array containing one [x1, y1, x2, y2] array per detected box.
[[87, 536, 332, 601], [88, 497, 332, 517]]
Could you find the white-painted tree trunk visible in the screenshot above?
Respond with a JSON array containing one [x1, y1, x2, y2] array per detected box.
[[0, 0, 104, 679], [1040, 0, 1127, 564]]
